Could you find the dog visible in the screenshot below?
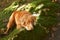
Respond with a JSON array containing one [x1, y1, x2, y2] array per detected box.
[[4, 11, 36, 34]]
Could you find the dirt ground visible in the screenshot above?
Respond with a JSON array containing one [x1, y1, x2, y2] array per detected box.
[[54, 12, 60, 40]]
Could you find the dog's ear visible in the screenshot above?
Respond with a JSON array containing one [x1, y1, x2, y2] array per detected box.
[[32, 16, 36, 22]]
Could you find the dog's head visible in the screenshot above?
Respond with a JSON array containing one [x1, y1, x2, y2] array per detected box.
[[23, 16, 36, 31]]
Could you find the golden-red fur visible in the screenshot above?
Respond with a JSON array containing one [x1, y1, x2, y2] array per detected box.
[[4, 11, 36, 34]]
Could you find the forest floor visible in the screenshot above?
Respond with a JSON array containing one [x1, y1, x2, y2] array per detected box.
[[46, 13, 60, 40], [54, 13, 60, 40]]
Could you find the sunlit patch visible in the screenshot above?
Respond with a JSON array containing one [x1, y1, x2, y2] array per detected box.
[[35, 4, 44, 10], [17, 4, 26, 11], [32, 11, 41, 17], [12, 5, 19, 8]]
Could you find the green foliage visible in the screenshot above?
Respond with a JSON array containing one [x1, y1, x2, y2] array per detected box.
[[0, 1, 19, 28]]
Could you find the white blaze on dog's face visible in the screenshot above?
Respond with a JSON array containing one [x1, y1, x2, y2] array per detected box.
[[25, 23, 33, 31]]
